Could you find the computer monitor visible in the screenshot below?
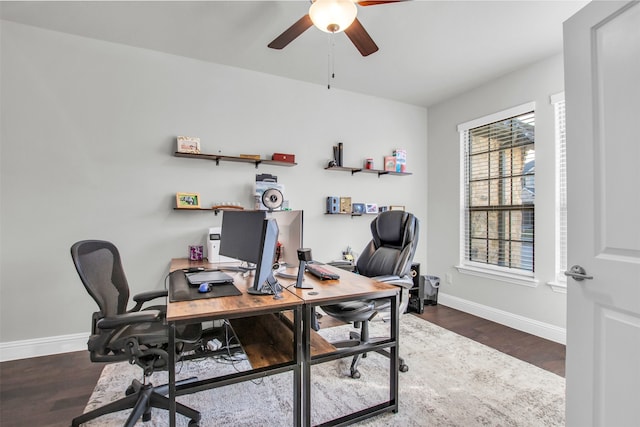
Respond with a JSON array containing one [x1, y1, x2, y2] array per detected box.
[[220, 210, 282, 297], [267, 210, 303, 267]]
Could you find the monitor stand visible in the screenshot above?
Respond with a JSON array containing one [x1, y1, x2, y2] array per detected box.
[[247, 274, 283, 299], [295, 260, 313, 289]]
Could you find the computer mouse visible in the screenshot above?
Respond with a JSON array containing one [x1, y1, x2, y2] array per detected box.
[[198, 283, 211, 293]]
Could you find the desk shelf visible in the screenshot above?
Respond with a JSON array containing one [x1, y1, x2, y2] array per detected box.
[[324, 165, 412, 177], [175, 151, 297, 168]]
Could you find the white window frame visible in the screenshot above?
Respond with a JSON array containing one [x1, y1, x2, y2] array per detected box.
[[456, 102, 539, 287], [548, 92, 567, 293]]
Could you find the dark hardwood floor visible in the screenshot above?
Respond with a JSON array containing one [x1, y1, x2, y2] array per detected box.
[[0, 304, 565, 427]]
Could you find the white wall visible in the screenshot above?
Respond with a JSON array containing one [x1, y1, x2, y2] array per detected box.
[[0, 21, 427, 353], [427, 54, 567, 336]]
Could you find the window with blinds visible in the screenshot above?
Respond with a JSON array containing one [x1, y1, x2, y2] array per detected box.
[[552, 93, 567, 283], [461, 109, 535, 273]]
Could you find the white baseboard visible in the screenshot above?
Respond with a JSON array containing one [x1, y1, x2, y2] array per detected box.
[[0, 295, 566, 362], [437, 293, 566, 345], [0, 332, 88, 362]]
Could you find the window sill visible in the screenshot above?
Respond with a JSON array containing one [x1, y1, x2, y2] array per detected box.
[[546, 280, 567, 294], [455, 264, 538, 288]]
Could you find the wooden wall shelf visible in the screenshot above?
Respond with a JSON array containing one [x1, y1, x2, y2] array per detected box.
[[175, 152, 297, 168], [324, 165, 412, 177]]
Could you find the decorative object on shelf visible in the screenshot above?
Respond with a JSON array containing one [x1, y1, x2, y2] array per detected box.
[[262, 188, 284, 212], [389, 205, 405, 211], [239, 154, 261, 160], [340, 196, 352, 214], [393, 148, 407, 173], [189, 245, 204, 261], [255, 174, 286, 210], [365, 203, 378, 214], [332, 142, 344, 167], [271, 153, 296, 163], [176, 136, 200, 154], [326, 196, 340, 214], [365, 158, 374, 169], [352, 203, 365, 215], [384, 155, 396, 172], [379, 206, 389, 213], [176, 192, 201, 208]]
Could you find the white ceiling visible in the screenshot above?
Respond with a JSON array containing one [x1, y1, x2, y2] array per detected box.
[[0, 0, 588, 107]]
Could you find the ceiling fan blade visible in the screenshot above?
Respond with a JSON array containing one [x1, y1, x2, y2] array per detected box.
[[357, 0, 406, 6], [268, 14, 313, 50], [344, 18, 379, 56]]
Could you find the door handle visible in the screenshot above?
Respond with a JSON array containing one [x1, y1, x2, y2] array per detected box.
[[564, 265, 594, 281]]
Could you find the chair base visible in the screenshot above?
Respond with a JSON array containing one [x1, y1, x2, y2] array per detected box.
[[332, 323, 408, 379], [72, 377, 201, 427]]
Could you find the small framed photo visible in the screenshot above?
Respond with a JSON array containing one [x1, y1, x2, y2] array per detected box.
[[384, 156, 396, 172], [389, 205, 405, 211], [352, 203, 365, 215], [177, 136, 201, 154], [176, 192, 201, 209], [365, 203, 378, 214]]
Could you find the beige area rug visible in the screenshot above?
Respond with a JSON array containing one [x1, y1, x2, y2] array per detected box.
[[81, 314, 565, 426]]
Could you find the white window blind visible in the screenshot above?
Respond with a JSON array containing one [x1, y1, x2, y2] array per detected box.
[[552, 93, 567, 283], [460, 108, 535, 273]]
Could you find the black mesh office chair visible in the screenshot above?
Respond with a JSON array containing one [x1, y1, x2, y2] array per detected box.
[[322, 210, 419, 379], [70, 240, 202, 427]]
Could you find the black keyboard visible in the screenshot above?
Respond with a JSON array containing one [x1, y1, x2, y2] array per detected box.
[[305, 264, 340, 280]]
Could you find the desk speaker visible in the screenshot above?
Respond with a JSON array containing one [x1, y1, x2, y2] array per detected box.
[[410, 262, 420, 289]]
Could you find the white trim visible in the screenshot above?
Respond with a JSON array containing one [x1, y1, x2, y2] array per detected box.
[[0, 332, 88, 362], [550, 91, 565, 104], [457, 101, 536, 132], [547, 280, 568, 294], [438, 293, 566, 345], [456, 263, 539, 288]]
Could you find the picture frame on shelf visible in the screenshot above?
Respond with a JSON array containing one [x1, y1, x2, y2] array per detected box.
[[176, 192, 201, 209], [352, 203, 366, 215], [365, 203, 378, 214], [389, 205, 405, 211], [176, 136, 201, 154], [384, 156, 396, 172]]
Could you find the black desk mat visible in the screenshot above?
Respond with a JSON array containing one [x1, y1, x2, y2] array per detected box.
[[169, 270, 242, 302]]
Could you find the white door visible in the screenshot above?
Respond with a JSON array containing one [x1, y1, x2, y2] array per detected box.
[[564, 1, 640, 426]]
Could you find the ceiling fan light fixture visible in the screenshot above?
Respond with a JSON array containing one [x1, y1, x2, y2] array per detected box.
[[309, 0, 358, 34]]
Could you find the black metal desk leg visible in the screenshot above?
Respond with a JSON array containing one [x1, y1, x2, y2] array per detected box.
[[294, 306, 302, 427], [390, 293, 399, 412], [302, 304, 313, 427], [169, 323, 176, 427]]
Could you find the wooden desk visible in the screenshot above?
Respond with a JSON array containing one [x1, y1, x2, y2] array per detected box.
[[285, 263, 400, 426], [166, 259, 304, 427], [167, 259, 400, 427]]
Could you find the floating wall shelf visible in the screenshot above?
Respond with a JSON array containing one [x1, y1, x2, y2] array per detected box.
[[175, 152, 297, 168], [324, 165, 412, 177]]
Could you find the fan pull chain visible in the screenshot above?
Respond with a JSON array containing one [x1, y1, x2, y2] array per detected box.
[[327, 33, 336, 89]]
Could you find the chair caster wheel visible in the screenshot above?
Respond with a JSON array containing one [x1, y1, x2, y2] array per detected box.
[[189, 420, 199, 427], [399, 364, 409, 373], [125, 385, 135, 395], [350, 370, 361, 379]]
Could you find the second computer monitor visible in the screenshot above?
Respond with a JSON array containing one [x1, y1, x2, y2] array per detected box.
[[267, 210, 303, 267]]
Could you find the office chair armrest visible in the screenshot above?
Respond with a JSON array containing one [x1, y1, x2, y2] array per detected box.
[[96, 309, 162, 330], [371, 275, 414, 290], [130, 290, 169, 311]]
